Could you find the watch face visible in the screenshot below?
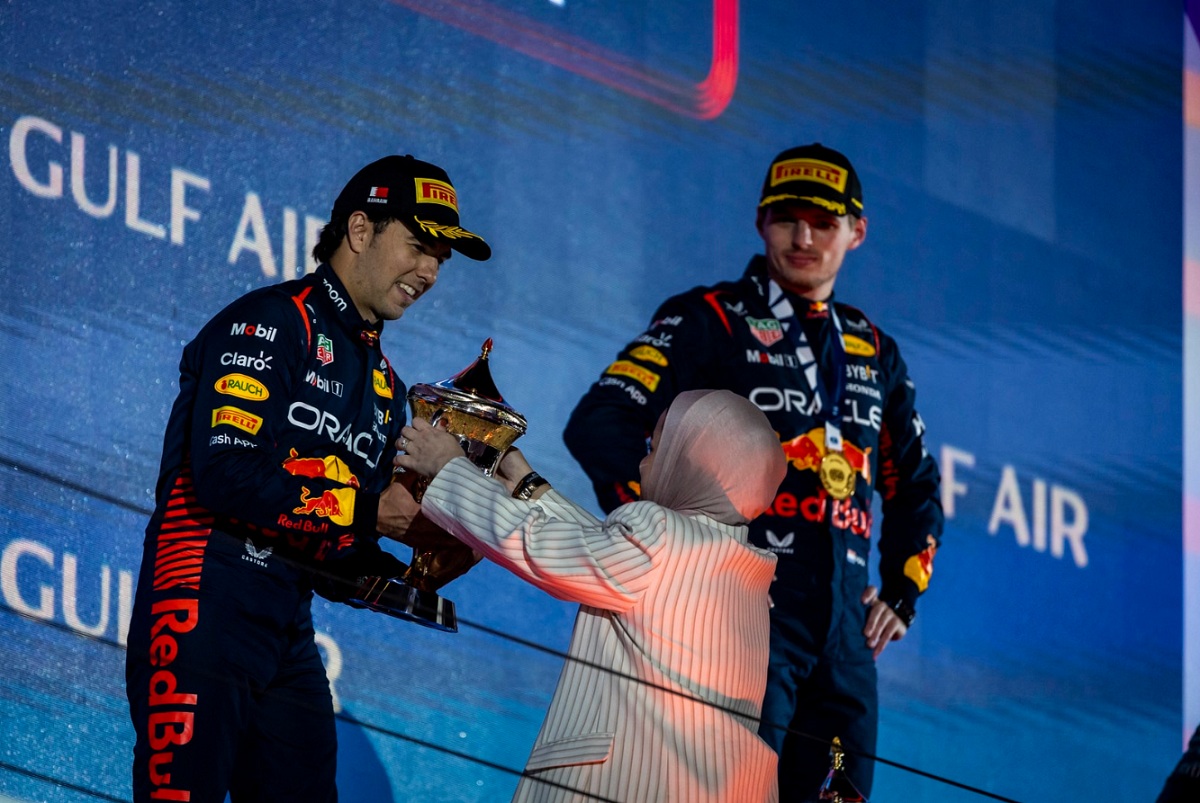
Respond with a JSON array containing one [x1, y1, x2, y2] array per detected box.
[[514, 471, 544, 500]]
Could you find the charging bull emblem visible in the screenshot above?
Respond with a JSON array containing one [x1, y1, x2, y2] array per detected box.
[[293, 487, 355, 526], [780, 427, 872, 484], [281, 448, 360, 488]]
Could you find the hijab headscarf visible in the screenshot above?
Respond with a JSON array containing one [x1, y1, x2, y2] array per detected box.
[[639, 389, 787, 525]]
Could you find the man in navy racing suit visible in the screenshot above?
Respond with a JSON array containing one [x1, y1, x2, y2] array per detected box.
[[563, 143, 943, 800], [125, 155, 492, 803]]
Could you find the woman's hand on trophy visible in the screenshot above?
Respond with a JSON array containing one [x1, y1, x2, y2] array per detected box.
[[394, 417, 466, 478], [495, 447, 534, 494]]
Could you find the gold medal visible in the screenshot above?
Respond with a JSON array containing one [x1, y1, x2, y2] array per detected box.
[[819, 451, 856, 500]]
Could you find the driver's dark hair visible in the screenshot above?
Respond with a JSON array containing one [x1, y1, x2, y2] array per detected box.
[[312, 211, 397, 264]]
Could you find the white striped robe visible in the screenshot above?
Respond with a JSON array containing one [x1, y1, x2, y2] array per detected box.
[[422, 457, 780, 803]]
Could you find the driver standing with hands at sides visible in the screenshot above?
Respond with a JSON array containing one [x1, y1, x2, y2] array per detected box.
[[125, 154, 489, 803], [563, 143, 944, 799]]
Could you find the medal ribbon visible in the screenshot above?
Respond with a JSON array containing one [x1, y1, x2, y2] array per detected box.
[[767, 279, 848, 451]]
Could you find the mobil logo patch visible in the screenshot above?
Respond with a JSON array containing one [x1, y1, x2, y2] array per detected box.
[[230, 322, 277, 341]]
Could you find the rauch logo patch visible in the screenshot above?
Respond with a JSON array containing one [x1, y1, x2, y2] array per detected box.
[[215, 373, 268, 401]]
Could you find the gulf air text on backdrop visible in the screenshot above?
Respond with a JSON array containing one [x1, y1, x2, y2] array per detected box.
[[7, 114, 323, 280], [940, 445, 1089, 567]]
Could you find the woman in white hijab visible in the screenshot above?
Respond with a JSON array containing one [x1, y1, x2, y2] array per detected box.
[[397, 389, 787, 803]]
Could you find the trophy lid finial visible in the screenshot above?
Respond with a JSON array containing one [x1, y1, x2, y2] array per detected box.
[[437, 339, 506, 404]]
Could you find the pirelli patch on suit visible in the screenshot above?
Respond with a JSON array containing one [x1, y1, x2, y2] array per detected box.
[[212, 405, 263, 436], [605, 360, 660, 392]]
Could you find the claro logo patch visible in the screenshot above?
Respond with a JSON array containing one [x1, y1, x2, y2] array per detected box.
[[212, 406, 263, 435], [215, 373, 268, 401]]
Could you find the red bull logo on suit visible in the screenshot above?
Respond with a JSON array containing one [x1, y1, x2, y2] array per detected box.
[[293, 487, 355, 526], [281, 448, 360, 488], [779, 427, 872, 484]]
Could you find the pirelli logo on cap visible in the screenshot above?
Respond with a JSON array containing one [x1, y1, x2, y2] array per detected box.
[[771, 158, 847, 192], [416, 178, 458, 211], [212, 405, 263, 436], [605, 360, 660, 392]]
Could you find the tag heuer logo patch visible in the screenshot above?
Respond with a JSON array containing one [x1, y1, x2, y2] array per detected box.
[[747, 317, 783, 347], [316, 334, 334, 366]]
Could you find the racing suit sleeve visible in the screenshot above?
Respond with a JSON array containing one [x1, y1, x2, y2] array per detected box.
[[874, 330, 944, 613], [563, 292, 732, 513], [180, 291, 380, 545]]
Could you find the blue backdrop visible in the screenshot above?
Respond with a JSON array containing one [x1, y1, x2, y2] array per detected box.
[[0, 1, 1188, 801]]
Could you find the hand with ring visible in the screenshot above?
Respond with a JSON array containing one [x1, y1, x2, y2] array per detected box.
[[394, 418, 465, 478]]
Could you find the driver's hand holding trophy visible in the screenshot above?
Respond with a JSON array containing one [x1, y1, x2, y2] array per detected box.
[[351, 338, 526, 632]]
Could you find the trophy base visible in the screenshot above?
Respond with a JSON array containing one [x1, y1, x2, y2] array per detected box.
[[351, 576, 458, 633]]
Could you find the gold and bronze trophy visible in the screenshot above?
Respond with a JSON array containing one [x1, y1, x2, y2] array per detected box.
[[351, 339, 527, 632]]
